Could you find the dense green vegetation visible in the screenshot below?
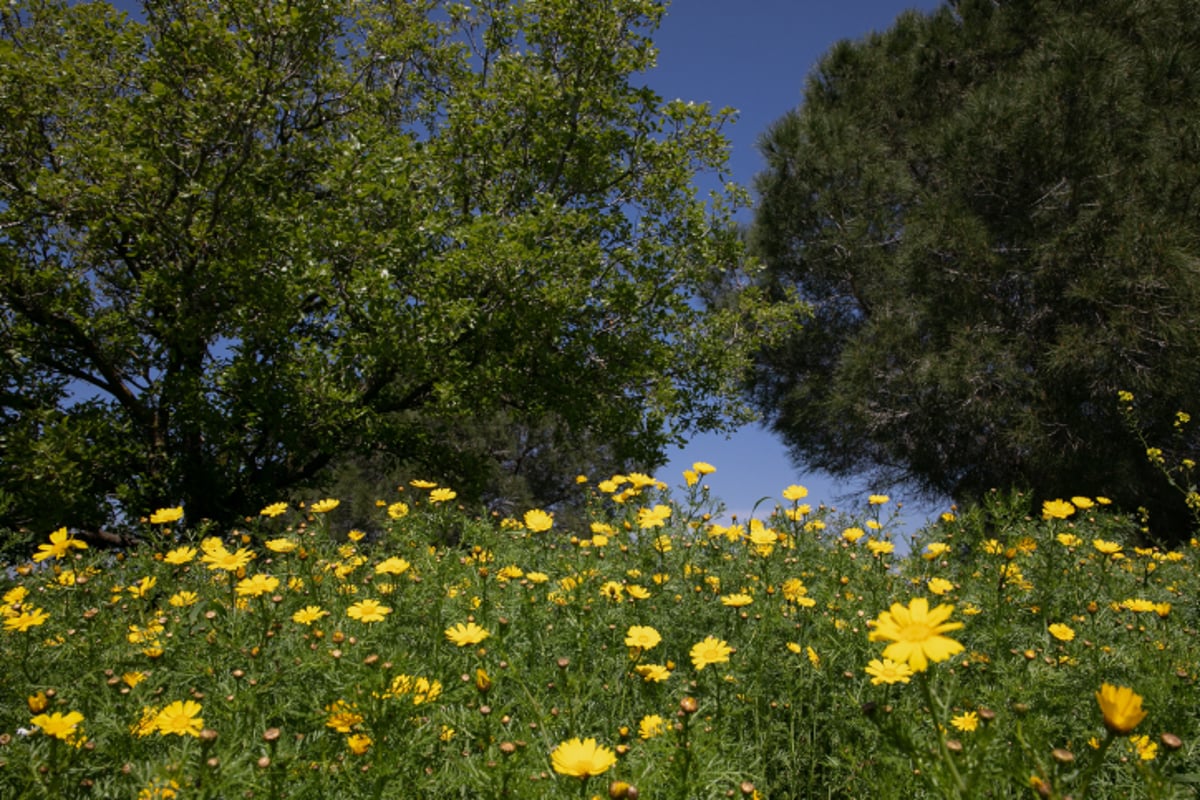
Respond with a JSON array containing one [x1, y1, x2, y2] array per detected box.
[[2, 466, 1198, 798], [750, 0, 1200, 540]]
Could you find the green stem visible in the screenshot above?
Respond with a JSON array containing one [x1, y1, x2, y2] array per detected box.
[[1076, 731, 1116, 800], [918, 671, 968, 799]]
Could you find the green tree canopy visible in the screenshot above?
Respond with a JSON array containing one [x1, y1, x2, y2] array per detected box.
[[751, 0, 1200, 540], [0, 0, 788, 534]]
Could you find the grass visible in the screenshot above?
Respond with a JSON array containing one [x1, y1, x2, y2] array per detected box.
[[2, 470, 1198, 799]]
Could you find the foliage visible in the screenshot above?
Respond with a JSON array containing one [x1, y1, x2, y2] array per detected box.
[[2, 466, 1199, 799], [0, 0, 793, 534], [749, 0, 1200, 541]]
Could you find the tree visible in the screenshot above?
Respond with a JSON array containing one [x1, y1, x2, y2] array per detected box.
[[0, 0, 785, 534], [750, 0, 1200, 540]]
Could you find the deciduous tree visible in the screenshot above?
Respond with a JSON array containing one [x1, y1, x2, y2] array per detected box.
[[0, 0, 785, 533]]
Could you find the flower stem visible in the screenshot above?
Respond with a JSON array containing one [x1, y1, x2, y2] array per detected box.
[[918, 671, 968, 799]]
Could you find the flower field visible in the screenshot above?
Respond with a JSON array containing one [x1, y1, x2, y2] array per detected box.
[[2, 468, 1199, 799]]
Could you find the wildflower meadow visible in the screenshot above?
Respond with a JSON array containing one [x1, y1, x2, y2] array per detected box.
[[3, 465, 1199, 798]]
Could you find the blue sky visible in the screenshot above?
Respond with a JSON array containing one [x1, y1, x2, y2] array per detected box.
[[647, 1, 948, 531]]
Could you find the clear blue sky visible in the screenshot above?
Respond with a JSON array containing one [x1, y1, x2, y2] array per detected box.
[[648, 1, 948, 531]]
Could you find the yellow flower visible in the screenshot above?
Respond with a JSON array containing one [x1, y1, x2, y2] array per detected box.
[[123, 671, 148, 688], [842, 527, 865, 544], [1130, 734, 1158, 761], [31, 710, 85, 742], [1041, 499, 1075, 519], [627, 472, 658, 489], [33, 527, 88, 562], [868, 494, 890, 505], [131, 706, 159, 737], [927, 577, 954, 596], [634, 663, 672, 682], [1048, 623, 1075, 642], [3, 585, 28, 608], [951, 711, 979, 732], [720, 593, 753, 607], [127, 621, 164, 644], [923, 542, 950, 560], [866, 539, 895, 556], [128, 576, 157, 598], [782, 484, 808, 501], [260, 501, 289, 517], [444, 621, 490, 646], [864, 658, 913, 685], [265, 538, 298, 554], [410, 479, 438, 489], [1092, 539, 1123, 556], [550, 737, 617, 778], [624, 625, 661, 651], [27, 691, 49, 713], [1057, 533, 1083, 547], [201, 545, 254, 572], [693, 461, 716, 475], [325, 700, 364, 732], [149, 506, 183, 525], [637, 504, 672, 528], [781, 578, 808, 602], [638, 714, 666, 739], [163, 546, 197, 565], [429, 488, 456, 504], [523, 509, 554, 532], [748, 522, 777, 556], [381, 674, 442, 705], [1071, 496, 1095, 510], [375, 557, 411, 576], [347, 599, 391, 623], [235, 573, 280, 597], [4, 607, 50, 632], [1095, 683, 1147, 734], [690, 635, 732, 670], [138, 778, 180, 800], [153, 700, 203, 737], [310, 498, 340, 514], [600, 581, 624, 601], [292, 606, 328, 625], [346, 733, 372, 754], [868, 597, 964, 672], [1121, 598, 1156, 613], [386, 501, 409, 519], [169, 591, 198, 608]]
